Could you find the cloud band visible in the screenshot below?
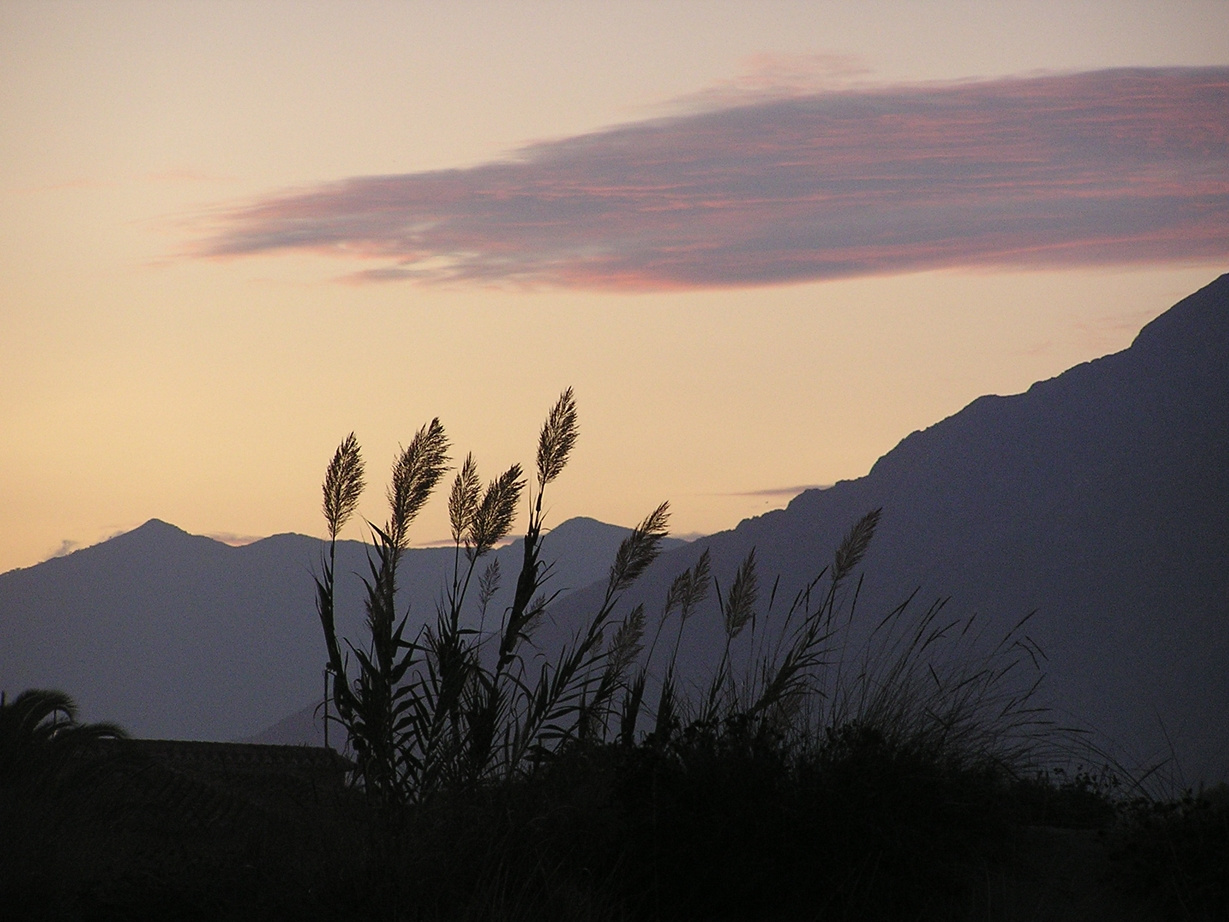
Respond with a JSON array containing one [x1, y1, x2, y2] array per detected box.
[[195, 68, 1229, 290]]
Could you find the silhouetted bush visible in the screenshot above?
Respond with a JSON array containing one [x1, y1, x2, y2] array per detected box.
[[1111, 788, 1229, 921]]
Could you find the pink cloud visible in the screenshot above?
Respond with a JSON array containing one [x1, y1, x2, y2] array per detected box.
[[192, 68, 1229, 291]]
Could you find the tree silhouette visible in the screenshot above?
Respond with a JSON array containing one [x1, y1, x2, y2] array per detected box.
[[0, 688, 126, 789]]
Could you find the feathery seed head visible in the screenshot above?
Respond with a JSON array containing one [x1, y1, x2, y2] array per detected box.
[[665, 547, 711, 622], [449, 453, 481, 544], [608, 501, 670, 596], [388, 419, 450, 549], [467, 463, 525, 559], [477, 557, 502, 610], [724, 547, 759, 640], [608, 603, 646, 675], [537, 387, 579, 488], [834, 508, 882, 581], [323, 433, 365, 540]]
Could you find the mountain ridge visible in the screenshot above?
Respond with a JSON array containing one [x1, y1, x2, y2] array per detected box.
[[0, 515, 686, 741], [546, 273, 1229, 782], [5, 276, 1226, 779]]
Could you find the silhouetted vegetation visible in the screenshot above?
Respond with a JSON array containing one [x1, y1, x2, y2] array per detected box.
[[0, 688, 126, 789], [1110, 785, 1229, 920], [3, 392, 1225, 919]]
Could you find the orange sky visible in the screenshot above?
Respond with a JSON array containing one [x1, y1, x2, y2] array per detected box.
[[1, 1, 1226, 574]]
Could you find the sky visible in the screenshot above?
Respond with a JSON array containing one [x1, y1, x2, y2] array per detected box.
[[1, 1, 1226, 575]]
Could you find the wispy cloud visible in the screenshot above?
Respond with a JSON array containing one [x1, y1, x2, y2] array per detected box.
[[718, 484, 830, 499], [50, 539, 82, 558], [41, 526, 128, 564], [205, 531, 264, 547], [662, 52, 875, 111], [193, 68, 1229, 291]]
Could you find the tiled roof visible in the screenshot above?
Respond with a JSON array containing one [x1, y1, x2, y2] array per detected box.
[[100, 738, 351, 777], [92, 738, 354, 816]]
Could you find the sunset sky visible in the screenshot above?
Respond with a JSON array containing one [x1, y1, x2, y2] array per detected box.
[[2, 1, 1226, 575]]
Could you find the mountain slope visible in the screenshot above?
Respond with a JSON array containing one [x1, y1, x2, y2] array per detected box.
[[549, 273, 1229, 782], [6, 276, 1226, 776]]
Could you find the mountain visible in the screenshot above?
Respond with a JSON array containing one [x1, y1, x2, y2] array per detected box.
[[0, 516, 686, 741], [7, 276, 1227, 777], [547, 274, 1229, 784]]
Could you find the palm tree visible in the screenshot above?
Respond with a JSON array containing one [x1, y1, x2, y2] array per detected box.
[[0, 688, 126, 789]]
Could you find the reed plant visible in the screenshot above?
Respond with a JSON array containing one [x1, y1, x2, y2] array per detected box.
[[553, 510, 1064, 920], [308, 390, 1100, 919], [316, 388, 671, 803], [3, 392, 1196, 918], [591, 505, 1054, 780]]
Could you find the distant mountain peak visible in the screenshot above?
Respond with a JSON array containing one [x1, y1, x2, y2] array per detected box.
[[11, 276, 1226, 773], [133, 517, 185, 533], [110, 518, 195, 544]]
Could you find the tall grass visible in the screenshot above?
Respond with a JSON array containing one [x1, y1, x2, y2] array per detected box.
[[316, 389, 675, 803], [5, 391, 1212, 918], [560, 511, 1063, 920], [311, 390, 1229, 921], [315, 391, 1058, 804], [303, 390, 1084, 919]]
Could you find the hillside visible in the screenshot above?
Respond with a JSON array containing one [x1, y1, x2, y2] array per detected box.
[[5, 275, 1226, 778], [548, 273, 1229, 783]]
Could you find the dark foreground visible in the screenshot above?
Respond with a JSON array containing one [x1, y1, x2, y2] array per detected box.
[[3, 737, 1226, 922]]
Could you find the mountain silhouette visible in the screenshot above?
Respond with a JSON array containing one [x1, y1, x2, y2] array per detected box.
[[5, 276, 1226, 778], [546, 273, 1229, 783], [0, 516, 684, 741]]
